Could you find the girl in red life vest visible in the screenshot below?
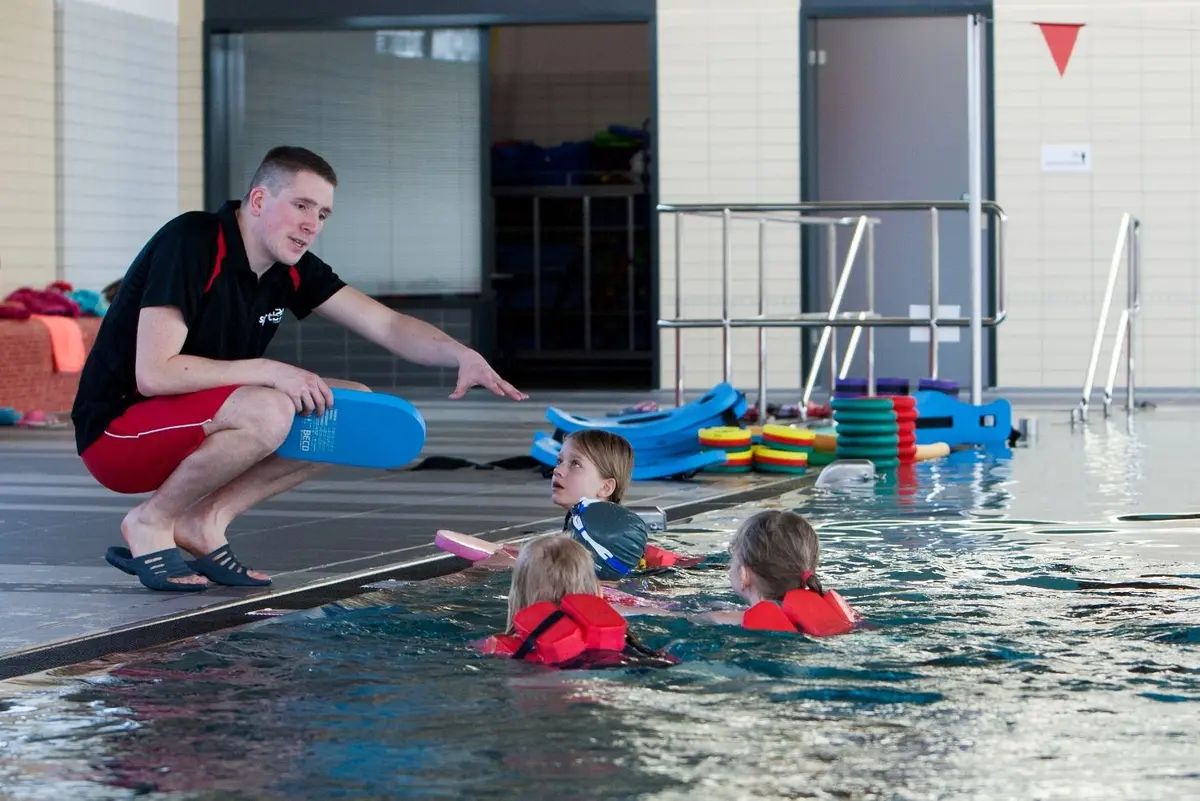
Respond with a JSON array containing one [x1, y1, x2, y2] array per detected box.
[[718, 510, 860, 636], [622, 510, 860, 636], [504, 535, 601, 635], [477, 534, 678, 668]]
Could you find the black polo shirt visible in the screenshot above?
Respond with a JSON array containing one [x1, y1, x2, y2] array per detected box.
[[71, 200, 347, 454]]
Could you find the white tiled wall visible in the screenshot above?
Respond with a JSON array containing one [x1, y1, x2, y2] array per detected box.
[[0, 0, 57, 297], [659, 0, 1200, 392], [490, 25, 651, 146], [57, 0, 179, 294], [178, 0, 204, 212], [656, 0, 804, 392], [994, 1, 1198, 389]]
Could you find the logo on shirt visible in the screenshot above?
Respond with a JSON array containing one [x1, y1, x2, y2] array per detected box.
[[259, 307, 284, 326]]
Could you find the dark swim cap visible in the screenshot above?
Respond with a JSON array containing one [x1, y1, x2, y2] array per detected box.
[[566, 498, 648, 581]]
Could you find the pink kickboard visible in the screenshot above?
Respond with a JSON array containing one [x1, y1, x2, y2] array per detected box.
[[602, 586, 669, 610], [435, 530, 501, 562]]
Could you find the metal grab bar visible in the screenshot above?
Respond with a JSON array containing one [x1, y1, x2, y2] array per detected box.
[[664, 208, 878, 409], [1073, 213, 1142, 422], [659, 200, 1008, 410], [656, 315, 999, 329], [838, 312, 872, 380], [659, 200, 1008, 326], [802, 216, 873, 409]]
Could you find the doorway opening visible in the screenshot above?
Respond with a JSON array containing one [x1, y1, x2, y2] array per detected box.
[[488, 23, 653, 389]]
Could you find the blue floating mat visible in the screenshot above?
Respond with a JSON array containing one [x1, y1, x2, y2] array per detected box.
[[543, 418, 736, 455], [546, 383, 747, 444], [913, 390, 1012, 447], [531, 433, 727, 481], [597, 414, 748, 452], [617, 436, 721, 461], [277, 389, 427, 469]]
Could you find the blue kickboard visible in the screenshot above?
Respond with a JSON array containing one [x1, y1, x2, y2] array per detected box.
[[277, 389, 427, 469], [531, 433, 727, 481], [913, 390, 1012, 447], [551, 411, 748, 453], [546, 383, 747, 441], [621, 435, 729, 461]]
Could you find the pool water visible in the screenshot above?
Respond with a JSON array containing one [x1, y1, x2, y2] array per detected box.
[[1, 409, 1198, 799]]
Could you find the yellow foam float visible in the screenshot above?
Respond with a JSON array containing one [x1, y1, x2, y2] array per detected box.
[[760, 424, 816, 453], [752, 444, 809, 474], [698, 426, 753, 450], [704, 446, 754, 473]]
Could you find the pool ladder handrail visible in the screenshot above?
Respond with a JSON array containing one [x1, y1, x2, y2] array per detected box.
[[657, 201, 1009, 415], [1073, 213, 1142, 423]]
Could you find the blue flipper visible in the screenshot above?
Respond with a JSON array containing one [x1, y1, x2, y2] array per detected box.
[[185, 543, 271, 587], [554, 416, 743, 453], [105, 546, 209, 592], [546, 383, 747, 441], [276, 388, 427, 469]]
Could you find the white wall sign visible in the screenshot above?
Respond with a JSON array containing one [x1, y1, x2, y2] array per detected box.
[[1041, 143, 1092, 172], [908, 304, 962, 343]]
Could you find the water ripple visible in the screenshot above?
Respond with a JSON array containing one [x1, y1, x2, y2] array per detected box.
[[0, 422, 1198, 799]]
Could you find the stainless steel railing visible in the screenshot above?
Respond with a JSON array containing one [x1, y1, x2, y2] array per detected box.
[[802, 215, 876, 411], [659, 208, 881, 415], [1073, 213, 1142, 423], [657, 200, 1008, 410]]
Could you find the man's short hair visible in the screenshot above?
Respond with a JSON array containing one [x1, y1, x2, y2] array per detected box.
[[244, 146, 338, 201]]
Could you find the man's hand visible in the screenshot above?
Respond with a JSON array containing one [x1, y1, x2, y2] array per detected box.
[[450, 349, 528, 401], [266, 362, 335, 416], [313, 288, 527, 401]]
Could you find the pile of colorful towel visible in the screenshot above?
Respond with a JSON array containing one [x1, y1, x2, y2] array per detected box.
[[0, 280, 106, 428], [0, 408, 65, 428], [0, 281, 109, 320]]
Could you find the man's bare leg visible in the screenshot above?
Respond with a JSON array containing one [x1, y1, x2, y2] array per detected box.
[[121, 386, 298, 587], [171, 456, 328, 581], [172, 379, 372, 581]]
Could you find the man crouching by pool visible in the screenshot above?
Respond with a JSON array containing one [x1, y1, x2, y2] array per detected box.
[[71, 145, 527, 593]]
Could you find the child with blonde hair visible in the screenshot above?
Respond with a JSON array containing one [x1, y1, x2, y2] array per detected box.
[[478, 533, 678, 668], [504, 534, 600, 634], [550, 429, 635, 510], [465, 430, 647, 575], [440, 428, 688, 594]]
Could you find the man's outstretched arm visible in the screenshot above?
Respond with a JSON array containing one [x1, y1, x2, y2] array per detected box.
[[313, 286, 527, 400]]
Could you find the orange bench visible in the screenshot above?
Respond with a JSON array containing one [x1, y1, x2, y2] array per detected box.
[[0, 317, 102, 414]]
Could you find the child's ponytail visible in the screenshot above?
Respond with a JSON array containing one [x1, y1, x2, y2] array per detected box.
[[800, 568, 825, 596]]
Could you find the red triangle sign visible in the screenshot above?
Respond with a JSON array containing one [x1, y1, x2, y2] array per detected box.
[[1036, 22, 1084, 77]]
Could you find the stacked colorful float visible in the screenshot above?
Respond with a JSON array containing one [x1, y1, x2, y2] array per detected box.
[[893, 395, 918, 465], [698, 426, 753, 473], [752, 424, 812, 474], [831, 396, 901, 470]]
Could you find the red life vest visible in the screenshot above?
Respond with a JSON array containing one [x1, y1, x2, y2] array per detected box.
[[742, 588, 857, 637], [640, 544, 704, 570], [479, 593, 678, 669]]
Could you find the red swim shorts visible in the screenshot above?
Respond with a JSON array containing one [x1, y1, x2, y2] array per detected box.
[[81, 385, 242, 494]]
